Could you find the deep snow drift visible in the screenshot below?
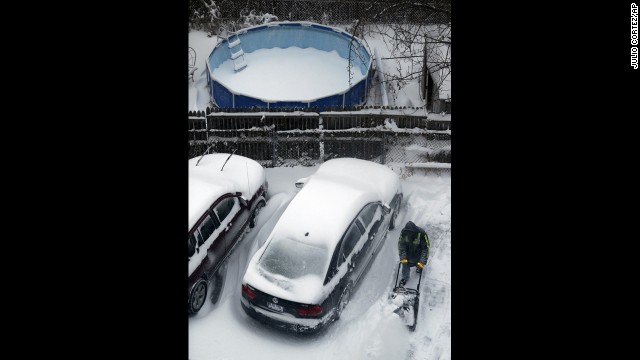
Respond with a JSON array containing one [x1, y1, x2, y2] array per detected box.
[[188, 165, 451, 360]]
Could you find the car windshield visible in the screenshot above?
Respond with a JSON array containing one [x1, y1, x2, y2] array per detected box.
[[259, 237, 328, 279]]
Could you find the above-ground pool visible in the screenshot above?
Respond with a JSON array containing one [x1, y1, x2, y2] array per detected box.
[[206, 22, 373, 109]]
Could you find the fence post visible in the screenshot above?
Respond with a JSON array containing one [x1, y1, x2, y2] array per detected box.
[[271, 127, 277, 168], [381, 131, 387, 164], [318, 115, 324, 163], [205, 113, 209, 145]]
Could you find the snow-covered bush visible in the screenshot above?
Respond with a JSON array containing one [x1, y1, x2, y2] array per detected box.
[[189, 1, 279, 37], [189, 0, 223, 36], [239, 10, 278, 27], [320, 12, 331, 25], [431, 148, 451, 163]]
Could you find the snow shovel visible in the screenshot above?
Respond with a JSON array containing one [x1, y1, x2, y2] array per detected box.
[[389, 262, 424, 331]]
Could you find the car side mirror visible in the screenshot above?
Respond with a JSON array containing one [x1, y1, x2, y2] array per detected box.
[[382, 204, 392, 214], [235, 192, 248, 207], [295, 177, 309, 189]]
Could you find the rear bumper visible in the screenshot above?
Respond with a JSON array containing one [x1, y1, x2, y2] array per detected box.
[[240, 296, 334, 334]]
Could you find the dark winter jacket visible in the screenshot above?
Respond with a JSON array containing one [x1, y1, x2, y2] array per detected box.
[[398, 221, 430, 265]]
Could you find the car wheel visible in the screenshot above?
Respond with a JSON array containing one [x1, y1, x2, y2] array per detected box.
[[189, 279, 208, 315], [335, 284, 352, 321], [249, 199, 266, 228]]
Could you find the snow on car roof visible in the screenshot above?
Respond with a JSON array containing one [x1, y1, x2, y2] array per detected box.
[[188, 153, 265, 230], [270, 158, 400, 253]]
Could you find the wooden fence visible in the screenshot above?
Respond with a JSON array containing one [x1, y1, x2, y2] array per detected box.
[[188, 107, 451, 167]]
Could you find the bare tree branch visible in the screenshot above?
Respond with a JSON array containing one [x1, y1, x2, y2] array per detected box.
[[346, 0, 451, 106]]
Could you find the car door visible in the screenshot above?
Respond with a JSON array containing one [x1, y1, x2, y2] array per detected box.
[[211, 195, 244, 255], [359, 202, 386, 257], [192, 211, 223, 278], [356, 203, 384, 257], [338, 219, 367, 284]]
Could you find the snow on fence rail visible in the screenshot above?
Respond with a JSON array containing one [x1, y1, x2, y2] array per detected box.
[[188, 107, 450, 168]]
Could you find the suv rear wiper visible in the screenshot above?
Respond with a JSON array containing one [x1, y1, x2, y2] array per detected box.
[[220, 149, 237, 171], [195, 144, 213, 166]]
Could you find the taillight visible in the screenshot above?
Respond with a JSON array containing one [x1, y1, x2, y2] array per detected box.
[[242, 283, 256, 299], [296, 305, 323, 317]]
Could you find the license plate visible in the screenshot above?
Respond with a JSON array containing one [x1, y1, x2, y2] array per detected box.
[[267, 302, 283, 312]]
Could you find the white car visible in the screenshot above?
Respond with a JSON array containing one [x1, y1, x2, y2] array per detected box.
[[240, 158, 402, 333], [189, 153, 268, 315]]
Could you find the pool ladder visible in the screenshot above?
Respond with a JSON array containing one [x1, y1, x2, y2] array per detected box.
[[227, 32, 247, 72]]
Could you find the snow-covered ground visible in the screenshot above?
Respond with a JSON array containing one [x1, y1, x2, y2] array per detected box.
[[189, 166, 451, 360]]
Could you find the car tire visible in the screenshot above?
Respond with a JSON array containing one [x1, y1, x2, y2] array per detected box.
[[335, 283, 352, 321], [249, 199, 266, 228], [189, 279, 208, 315]]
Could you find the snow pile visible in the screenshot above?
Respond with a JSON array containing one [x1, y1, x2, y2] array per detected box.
[[384, 118, 399, 130], [408, 162, 452, 169], [326, 298, 412, 360], [406, 143, 434, 157]]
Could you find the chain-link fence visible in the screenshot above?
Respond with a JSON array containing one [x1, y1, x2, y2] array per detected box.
[[212, 0, 451, 25]]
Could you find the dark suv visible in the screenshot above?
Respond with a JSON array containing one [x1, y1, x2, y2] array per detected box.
[[189, 153, 268, 314]]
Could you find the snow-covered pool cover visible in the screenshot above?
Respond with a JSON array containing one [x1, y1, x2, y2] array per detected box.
[[207, 22, 372, 108], [212, 47, 365, 102], [244, 158, 400, 304], [188, 153, 266, 230]]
